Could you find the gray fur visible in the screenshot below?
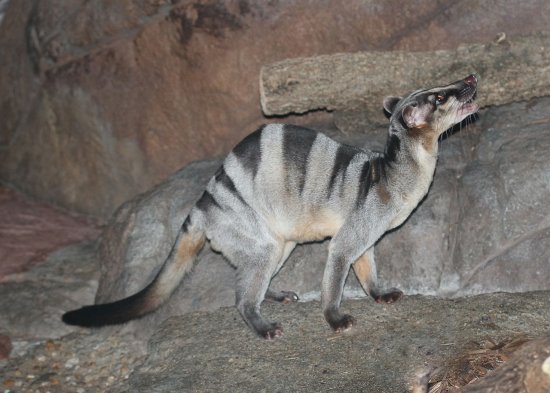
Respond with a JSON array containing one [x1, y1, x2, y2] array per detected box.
[[63, 75, 479, 339]]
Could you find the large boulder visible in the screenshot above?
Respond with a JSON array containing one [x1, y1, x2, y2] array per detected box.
[[0, 187, 99, 279], [93, 97, 550, 338], [355, 98, 550, 296], [4, 292, 550, 391], [1, 0, 549, 218], [0, 242, 99, 356], [120, 292, 550, 393]]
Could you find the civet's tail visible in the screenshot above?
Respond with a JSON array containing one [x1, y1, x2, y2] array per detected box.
[[62, 217, 205, 327]]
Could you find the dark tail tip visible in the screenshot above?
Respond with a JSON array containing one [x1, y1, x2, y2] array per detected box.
[[62, 293, 148, 327], [62, 306, 93, 326], [62, 304, 120, 327]]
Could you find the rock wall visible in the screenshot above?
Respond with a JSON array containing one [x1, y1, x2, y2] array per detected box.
[[0, 0, 8, 25], [1, 0, 549, 218]]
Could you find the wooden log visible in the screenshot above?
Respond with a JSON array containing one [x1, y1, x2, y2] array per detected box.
[[459, 336, 550, 392], [260, 31, 550, 121], [411, 336, 550, 393]]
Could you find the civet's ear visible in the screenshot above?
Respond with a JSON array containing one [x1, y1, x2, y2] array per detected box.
[[383, 96, 401, 115], [402, 104, 429, 129]]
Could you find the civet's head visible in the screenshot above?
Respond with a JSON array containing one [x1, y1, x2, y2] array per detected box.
[[383, 75, 479, 153]]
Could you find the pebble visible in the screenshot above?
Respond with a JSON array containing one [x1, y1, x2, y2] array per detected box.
[[1, 332, 145, 393], [64, 357, 79, 369], [2, 379, 14, 388], [45, 340, 58, 351]]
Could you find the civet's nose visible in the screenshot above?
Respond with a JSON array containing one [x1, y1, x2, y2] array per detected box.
[[464, 74, 478, 87]]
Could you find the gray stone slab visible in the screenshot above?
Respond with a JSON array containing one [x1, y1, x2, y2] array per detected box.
[[0, 242, 99, 347], [121, 291, 550, 393]]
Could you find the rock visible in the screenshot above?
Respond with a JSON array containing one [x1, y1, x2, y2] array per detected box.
[[335, 97, 550, 297], [449, 98, 550, 294], [0, 242, 99, 353], [0, 330, 145, 393], [3, 292, 549, 392], [260, 32, 550, 120], [0, 187, 100, 280], [0, 0, 8, 25], [119, 292, 550, 392], [91, 97, 550, 339], [0, 334, 11, 359], [93, 157, 232, 338], [1, 0, 549, 218]]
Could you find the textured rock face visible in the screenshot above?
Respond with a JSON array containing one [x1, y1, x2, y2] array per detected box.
[[3, 291, 550, 392], [1, 0, 549, 218], [93, 158, 233, 339], [0, 187, 100, 280], [92, 97, 550, 338], [366, 98, 550, 296], [0, 242, 99, 350], [0, 0, 8, 25], [0, 334, 11, 360], [120, 292, 550, 393]]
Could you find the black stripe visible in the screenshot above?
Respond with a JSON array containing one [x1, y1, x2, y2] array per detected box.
[[196, 191, 221, 212], [282, 124, 318, 194], [232, 125, 264, 178], [214, 166, 249, 207], [355, 156, 387, 208], [328, 144, 358, 195], [356, 160, 372, 208], [384, 133, 401, 164], [370, 156, 386, 183], [181, 216, 191, 233]]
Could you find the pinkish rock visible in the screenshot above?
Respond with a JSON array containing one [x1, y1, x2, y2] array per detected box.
[[0, 187, 100, 281], [1, 0, 548, 218], [0, 334, 11, 359]]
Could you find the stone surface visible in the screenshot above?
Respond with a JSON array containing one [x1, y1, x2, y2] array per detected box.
[[261, 32, 550, 121], [0, 330, 145, 392], [92, 157, 230, 339], [0, 0, 8, 25], [336, 97, 550, 297], [90, 97, 550, 339], [0, 187, 100, 280], [2, 291, 549, 392], [0, 242, 99, 351], [1, 0, 549, 218], [119, 292, 550, 392], [0, 334, 11, 360], [450, 99, 550, 294]]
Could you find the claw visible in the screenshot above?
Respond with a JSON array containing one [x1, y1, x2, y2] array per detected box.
[[331, 314, 356, 333], [374, 288, 403, 304]]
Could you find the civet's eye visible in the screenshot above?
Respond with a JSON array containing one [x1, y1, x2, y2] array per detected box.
[[435, 93, 447, 105]]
